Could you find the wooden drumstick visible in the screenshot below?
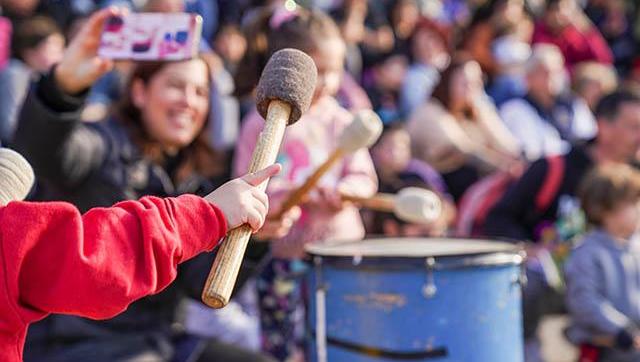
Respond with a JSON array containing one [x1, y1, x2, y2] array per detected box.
[[343, 187, 442, 224], [202, 49, 317, 309], [272, 109, 383, 220]]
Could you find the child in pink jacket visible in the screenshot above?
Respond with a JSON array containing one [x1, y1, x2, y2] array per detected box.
[[233, 6, 377, 360]]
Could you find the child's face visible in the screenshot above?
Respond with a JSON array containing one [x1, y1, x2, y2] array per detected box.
[[310, 37, 346, 102], [372, 129, 411, 173], [24, 33, 65, 73], [602, 202, 640, 240], [375, 55, 408, 91]]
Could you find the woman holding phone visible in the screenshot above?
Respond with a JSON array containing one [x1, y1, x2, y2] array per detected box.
[[13, 8, 290, 362]]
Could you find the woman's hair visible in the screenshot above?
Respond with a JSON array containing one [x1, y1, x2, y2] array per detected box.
[[579, 163, 640, 226], [116, 58, 223, 183], [11, 15, 62, 62], [234, 5, 342, 98], [431, 53, 477, 120]]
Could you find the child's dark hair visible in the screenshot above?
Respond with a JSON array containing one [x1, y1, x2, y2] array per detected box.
[[234, 6, 342, 97], [11, 16, 62, 63], [579, 164, 640, 226]]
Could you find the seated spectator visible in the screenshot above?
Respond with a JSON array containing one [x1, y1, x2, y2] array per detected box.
[[399, 18, 451, 116], [370, 123, 455, 236], [565, 163, 640, 362], [485, 91, 640, 361], [572, 61, 618, 111], [362, 51, 408, 125], [486, 24, 531, 106], [0, 16, 64, 144], [407, 55, 521, 201], [461, 0, 531, 79], [585, 0, 635, 73], [499, 44, 597, 161], [387, 0, 421, 58], [532, 0, 613, 69]]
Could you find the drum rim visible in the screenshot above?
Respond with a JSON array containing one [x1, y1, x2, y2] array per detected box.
[[305, 237, 523, 258]]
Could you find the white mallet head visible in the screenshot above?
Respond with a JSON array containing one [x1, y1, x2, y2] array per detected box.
[[0, 148, 35, 205], [338, 109, 383, 153], [394, 187, 442, 224]]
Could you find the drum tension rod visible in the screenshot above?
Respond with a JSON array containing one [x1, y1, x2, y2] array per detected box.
[[422, 257, 437, 298]]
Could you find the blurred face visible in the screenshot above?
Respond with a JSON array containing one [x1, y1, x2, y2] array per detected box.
[[449, 61, 483, 106], [376, 55, 408, 91], [215, 28, 247, 65], [412, 28, 449, 70], [602, 202, 640, 240], [23, 34, 65, 72], [527, 57, 565, 98], [372, 129, 411, 173], [145, 0, 185, 12], [545, 0, 575, 31], [132, 59, 210, 151], [599, 102, 640, 163], [310, 37, 346, 101], [2, 0, 38, 16]]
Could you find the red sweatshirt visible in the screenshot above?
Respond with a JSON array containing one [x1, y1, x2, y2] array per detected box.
[[0, 195, 227, 361]]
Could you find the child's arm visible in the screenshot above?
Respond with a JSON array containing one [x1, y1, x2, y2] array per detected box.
[[565, 247, 636, 347], [1, 195, 226, 322], [0, 165, 278, 322]]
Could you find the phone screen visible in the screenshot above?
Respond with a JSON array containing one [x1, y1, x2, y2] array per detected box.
[[98, 13, 202, 61]]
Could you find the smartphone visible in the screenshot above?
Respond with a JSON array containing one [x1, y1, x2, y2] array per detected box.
[[98, 13, 202, 61]]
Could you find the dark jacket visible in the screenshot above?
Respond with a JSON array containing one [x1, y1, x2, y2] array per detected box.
[[13, 71, 223, 361], [484, 145, 594, 242]]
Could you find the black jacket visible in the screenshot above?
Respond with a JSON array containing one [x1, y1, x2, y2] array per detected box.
[[484, 145, 594, 242], [13, 71, 223, 360]]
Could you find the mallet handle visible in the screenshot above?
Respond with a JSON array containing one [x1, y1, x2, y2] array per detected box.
[[342, 193, 396, 212], [272, 149, 345, 220], [202, 101, 291, 308]]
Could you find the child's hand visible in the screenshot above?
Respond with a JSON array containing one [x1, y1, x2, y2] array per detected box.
[[205, 164, 282, 232], [55, 7, 126, 94]]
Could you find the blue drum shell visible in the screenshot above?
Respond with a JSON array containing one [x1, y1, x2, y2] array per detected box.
[[306, 240, 524, 362]]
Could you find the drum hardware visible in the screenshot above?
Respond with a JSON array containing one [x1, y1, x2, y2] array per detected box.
[[314, 256, 328, 362], [422, 257, 437, 299]]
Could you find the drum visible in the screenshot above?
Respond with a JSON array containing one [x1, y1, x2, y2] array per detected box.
[[305, 238, 524, 362]]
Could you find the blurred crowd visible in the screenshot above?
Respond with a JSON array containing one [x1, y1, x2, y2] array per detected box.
[[3, 0, 640, 361]]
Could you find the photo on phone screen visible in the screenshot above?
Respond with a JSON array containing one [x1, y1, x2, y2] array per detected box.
[[98, 13, 202, 61]]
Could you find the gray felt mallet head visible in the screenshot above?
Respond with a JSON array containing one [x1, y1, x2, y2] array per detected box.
[[255, 48, 318, 125]]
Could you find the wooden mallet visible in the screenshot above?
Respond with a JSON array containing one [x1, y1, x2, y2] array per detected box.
[[272, 109, 383, 220], [343, 187, 442, 224], [202, 48, 317, 308]]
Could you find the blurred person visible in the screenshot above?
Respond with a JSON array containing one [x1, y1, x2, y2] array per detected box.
[[565, 164, 640, 362], [485, 91, 640, 362], [407, 55, 522, 201], [370, 123, 455, 236], [499, 44, 597, 161], [585, 0, 636, 74], [387, 0, 421, 57], [0, 0, 39, 22], [461, 0, 532, 79], [362, 51, 408, 125], [0, 15, 64, 144], [12, 8, 284, 362], [234, 6, 378, 360], [532, 0, 613, 69], [486, 28, 531, 106], [572, 61, 618, 111], [399, 17, 451, 116], [214, 24, 247, 73], [331, 0, 367, 79]]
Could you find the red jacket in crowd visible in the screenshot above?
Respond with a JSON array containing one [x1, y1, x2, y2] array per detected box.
[[0, 195, 227, 361], [532, 21, 613, 69]]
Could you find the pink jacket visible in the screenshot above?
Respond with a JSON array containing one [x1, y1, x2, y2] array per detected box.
[[234, 96, 378, 259]]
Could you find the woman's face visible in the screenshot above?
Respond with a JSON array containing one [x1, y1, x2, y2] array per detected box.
[[449, 61, 483, 106], [132, 59, 210, 151]]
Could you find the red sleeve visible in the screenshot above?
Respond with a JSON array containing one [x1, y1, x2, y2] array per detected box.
[[0, 195, 227, 323], [581, 27, 613, 64]]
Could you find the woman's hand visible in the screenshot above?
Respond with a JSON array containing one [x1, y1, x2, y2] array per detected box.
[[55, 7, 126, 95]]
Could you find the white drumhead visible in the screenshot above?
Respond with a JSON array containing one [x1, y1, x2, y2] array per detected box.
[[305, 238, 519, 258]]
